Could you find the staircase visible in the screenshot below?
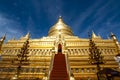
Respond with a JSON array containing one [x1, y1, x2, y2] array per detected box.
[[50, 53, 69, 80]]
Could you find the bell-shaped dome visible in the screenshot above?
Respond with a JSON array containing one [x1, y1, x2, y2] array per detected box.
[[48, 16, 74, 36]]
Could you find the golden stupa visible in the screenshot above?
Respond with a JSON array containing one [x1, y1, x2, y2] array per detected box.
[[48, 16, 73, 36], [0, 16, 120, 80]]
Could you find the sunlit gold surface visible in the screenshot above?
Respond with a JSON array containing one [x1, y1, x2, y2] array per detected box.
[[48, 16, 74, 36], [0, 17, 119, 80]]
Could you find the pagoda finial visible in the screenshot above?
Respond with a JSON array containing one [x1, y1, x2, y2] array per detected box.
[[20, 32, 30, 40], [25, 32, 30, 39], [110, 32, 116, 40], [1, 33, 6, 41], [0, 33, 6, 47], [59, 15, 62, 18], [58, 16, 63, 23], [110, 32, 114, 36], [92, 31, 97, 38]]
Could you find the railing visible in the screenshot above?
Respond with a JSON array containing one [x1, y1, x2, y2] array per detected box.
[[65, 52, 71, 80], [47, 52, 55, 80]]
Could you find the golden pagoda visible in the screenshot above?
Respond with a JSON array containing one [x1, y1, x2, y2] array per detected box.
[[0, 16, 120, 80]]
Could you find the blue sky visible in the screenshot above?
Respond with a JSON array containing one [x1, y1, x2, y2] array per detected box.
[[0, 0, 120, 41]]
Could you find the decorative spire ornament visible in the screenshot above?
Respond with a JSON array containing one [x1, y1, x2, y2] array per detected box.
[[0, 34, 6, 60], [111, 32, 120, 68]]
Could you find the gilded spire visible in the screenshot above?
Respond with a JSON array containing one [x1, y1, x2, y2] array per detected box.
[[48, 16, 74, 36], [57, 16, 63, 24], [111, 32, 116, 40], [92, 31, 97, 38], [92, 31, 101, 39], [110, 32, 115, 37], [25, 32, 30, 39], [0, 34, 6, 52], [110, 32, 120, 52], [1, 34, 6, 41], [20, 32, 30, 40]]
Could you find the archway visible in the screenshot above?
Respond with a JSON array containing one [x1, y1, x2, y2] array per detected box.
[[58, 44, 62, 53]]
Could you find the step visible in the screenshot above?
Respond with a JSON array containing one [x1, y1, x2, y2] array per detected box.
[[50, 53, 69, 80]]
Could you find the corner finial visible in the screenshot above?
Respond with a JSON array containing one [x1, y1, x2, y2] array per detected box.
[[20, 32, 30, 40], [110, 32, 114, 36], [0, 33, 6, 45], [92, 31, 97, 38], [25, 32, 30, 38], [2, 33, 6, 40]]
